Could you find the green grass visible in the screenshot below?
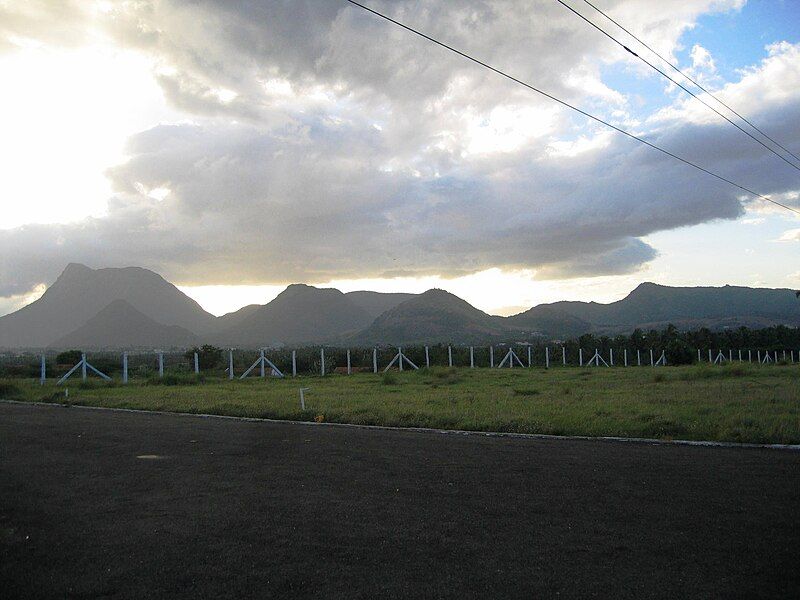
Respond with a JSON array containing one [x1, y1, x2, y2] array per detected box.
[[3, 364, 799, 444]]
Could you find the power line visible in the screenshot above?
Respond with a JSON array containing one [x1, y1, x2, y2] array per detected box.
[[556, 0, 800, 174], [343, 0, 800, 216], [580, 0, 800, 165]]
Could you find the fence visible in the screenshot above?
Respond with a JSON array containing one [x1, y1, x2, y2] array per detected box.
[[1, 343, 797, 385]]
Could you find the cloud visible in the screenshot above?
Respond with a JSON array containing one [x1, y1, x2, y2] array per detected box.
[[0, 0, 797, 297], [777, 229, 800, 242]]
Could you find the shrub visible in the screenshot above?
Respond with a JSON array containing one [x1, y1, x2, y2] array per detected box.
[[56, 350, 83, 365]]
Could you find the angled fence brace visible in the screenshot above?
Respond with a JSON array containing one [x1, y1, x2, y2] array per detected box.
[[383, 347, 418, 372], [654, 351, 667, 366], [585, 349, 609, 367], [497, 347, 525, 369], [240, 349, 284, 379], [57, 353, 111, 385]]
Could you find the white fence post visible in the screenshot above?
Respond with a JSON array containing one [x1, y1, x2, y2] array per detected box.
[[470, 346, 474, 368], [624, 349, 628, 367], [320, 348, 325, 377], [448, 346, 453, 367], [527, 346, 532, 367], [637, 349, 641, 367], [346, 349, 351, 375], [292, 350, 297, 377], [609, 348, 614, 367], [123, 352, 128, 384], [490, 346, 494, 368], [697, 348, 701, 363], [545, 347, 550, 369], [373, 348, 377, 373], [158, 352, 164, 378], [398, 347, 403, 372], [194, 352, 199, 374], [650, 349, 654, 367], [748, 349, 752, 363], [579, 348, 583, 367], [82, 353, 87, 381], [425, 346, 430, 368], [562, 346, 566, 366], [40, 354, 46, 386], [228, 350, 234, 380]]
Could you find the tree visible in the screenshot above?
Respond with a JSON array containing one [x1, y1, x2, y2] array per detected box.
[[185, 345, 223, 371]]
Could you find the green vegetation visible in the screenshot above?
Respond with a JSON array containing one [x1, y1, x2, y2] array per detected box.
[[2, 363, 798, 444]]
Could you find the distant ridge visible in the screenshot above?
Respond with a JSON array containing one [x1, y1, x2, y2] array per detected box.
[[0, 263, 215, 348], [508, 282, 800, 337], [353, 289, 507, 344], [52, 300, 198, 349], [1, 264, 798, 349], [212, 284, 373, 346]]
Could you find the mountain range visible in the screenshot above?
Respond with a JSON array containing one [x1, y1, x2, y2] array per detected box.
[[0, 263, 797, 349]]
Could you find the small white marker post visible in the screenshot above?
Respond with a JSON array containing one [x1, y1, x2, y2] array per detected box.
[[562, 346, 566, 366], [527, 346, 532, 368], [708, 349, 712, 363], [748, 350, 752, 363], [448, 346, 453, 367], [470, 346, 474, 368], [624, 349, 628, 367], [637, 350, 641, 367], [292, 350, 297, 377], [158, 352, 164, 378], [228, 350, 234, 380], [123, 352, 128, 384], [579, 348, 583, 367], [650, 349, 654, 367], [757, 350, 761, 364], [347, 349, 351, 375], [791, 350, 795, 364], [320, 348, 325, 377], [729, 349, 733, 362], [609, 348, 614, 367], [489, 346, 494, 368], [194, 352, 199, 374], [425, 346, 430, 368], [373, 348, 378, 373], [738, 349, 742, 362], [299, 388, 309, 411], [40, 354, 46, 386], [697, 348, 701, 363], [545, 347, 550, 369], [82, 353, 87, 382], [774, 351, 778, 363]]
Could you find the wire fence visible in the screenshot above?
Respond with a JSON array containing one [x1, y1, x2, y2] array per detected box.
[[1, 343, 798, 385]]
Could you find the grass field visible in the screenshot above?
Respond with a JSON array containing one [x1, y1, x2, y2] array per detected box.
[[1, 364, 799, 444]]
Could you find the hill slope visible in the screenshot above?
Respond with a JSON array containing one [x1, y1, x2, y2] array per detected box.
[[344, 291, 416, 321], [353, 289, 508, 345], [508, 283, 800, 337], [52, 300, 198, 349], [214, 284, 372, 346], [0, 264, 215, 348]]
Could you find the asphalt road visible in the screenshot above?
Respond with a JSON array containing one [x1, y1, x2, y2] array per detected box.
[[1, 402, 798, 599]]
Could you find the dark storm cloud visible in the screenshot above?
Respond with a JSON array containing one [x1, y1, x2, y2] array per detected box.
[[1, 0, 796, 296]]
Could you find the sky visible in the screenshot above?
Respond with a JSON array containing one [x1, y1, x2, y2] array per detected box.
[[0, 0, 798, 317]]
